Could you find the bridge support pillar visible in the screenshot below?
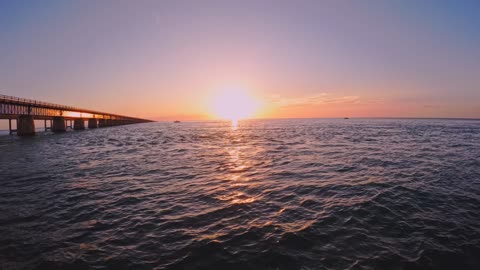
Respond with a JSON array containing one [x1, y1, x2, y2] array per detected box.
[[98, 119, 107, 127], [44, 119, 52, 132], [17, 115, 35, 136], [88, 119, 98, 128], [9, 119, 15, 135], [52, 117, 66, 132], [74, 119, 85, 130]]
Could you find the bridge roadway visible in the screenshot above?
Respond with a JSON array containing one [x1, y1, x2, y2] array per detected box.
[[0, 94, 153, 136]]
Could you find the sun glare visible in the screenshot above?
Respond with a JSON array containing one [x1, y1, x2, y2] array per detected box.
[[210, 89, 259, 122]]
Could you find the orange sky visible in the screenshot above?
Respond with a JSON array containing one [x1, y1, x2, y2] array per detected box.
[[1, 1, 479, 120]]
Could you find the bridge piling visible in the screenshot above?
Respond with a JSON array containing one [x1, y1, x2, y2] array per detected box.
[[8, 119, 13, 135], [17, 115, 35, 136], [88, 119, 98, 128], [44, 119, 52, 132], [74, 119, 85, 130], [98, 119, 106, 127], [52, 117, 66, 132]]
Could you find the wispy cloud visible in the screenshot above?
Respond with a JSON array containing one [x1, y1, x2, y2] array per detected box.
[[270, 93, 360, 107]]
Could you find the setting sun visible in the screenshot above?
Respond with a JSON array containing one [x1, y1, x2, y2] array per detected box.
[[2, 1, 480, 269], [209, 89, 259, 121]]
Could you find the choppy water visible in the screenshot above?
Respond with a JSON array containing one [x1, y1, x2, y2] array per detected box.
[[1, 119, 480, 270]]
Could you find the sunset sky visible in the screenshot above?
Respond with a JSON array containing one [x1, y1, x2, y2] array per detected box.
[[1, 0, 479, 120]]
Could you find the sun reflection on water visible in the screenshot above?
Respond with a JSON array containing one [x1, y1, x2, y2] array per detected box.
[[212, 124, 262, 207], [231, 119, 238, 130], [226, 145, 254, 179], [217, 191, 257, 205]]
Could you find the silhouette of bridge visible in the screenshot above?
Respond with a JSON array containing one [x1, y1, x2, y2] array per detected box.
[[0, 94, 153, 136]]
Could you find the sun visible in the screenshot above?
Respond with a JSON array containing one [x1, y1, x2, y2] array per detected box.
[[210, 88, 259, 122]]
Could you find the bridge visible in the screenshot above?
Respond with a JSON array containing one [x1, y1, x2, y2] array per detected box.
[[0, 94, 153, 136]]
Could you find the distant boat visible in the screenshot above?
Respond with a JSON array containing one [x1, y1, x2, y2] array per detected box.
[[344, 117, 349, 119], [174, 120, 181, 123]]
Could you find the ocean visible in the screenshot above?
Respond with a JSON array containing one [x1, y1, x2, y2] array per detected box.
[[0, 119, 479, 270]]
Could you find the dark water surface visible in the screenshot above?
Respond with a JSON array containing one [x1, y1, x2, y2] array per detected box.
[[1, 119, 480, 270]]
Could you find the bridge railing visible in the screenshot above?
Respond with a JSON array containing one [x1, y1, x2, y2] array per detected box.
[[0, 94, 77, 111]]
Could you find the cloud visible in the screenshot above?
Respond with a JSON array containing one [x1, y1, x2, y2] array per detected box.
[[271, 93, 360, 107]]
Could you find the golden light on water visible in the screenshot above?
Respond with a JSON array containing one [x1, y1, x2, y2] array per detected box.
[[209, 88, 260, 124], [231, 119, 238, 129]]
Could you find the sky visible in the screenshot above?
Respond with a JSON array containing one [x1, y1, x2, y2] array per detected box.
[[1, 0, 479, 120]]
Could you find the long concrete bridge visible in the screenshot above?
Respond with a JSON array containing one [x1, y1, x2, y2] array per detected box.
[[0, 94, 153, 136]]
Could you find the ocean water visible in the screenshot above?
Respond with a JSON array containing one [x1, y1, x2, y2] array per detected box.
[[0, 119, 479, 270]]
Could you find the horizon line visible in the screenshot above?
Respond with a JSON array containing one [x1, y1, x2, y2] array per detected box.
[[153, 116, 480, 122]]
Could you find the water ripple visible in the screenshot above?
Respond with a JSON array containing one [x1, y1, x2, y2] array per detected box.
[[0, 119, 480, 269]]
